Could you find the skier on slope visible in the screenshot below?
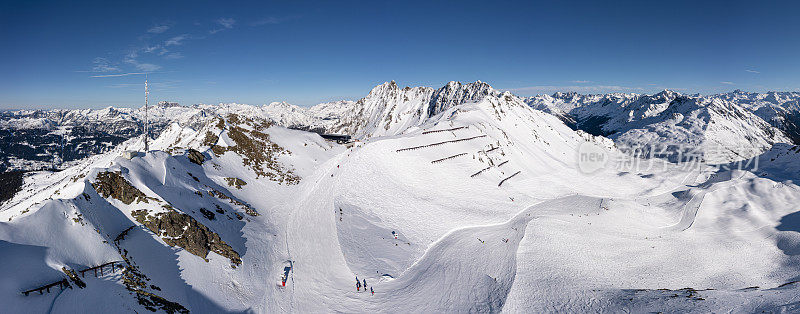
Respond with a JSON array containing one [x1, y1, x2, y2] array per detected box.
[[356, 279, 361, 291], [363, 278, 367, 288], [370, 287, 374, 295]]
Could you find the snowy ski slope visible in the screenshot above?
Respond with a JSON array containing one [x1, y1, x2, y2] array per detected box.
[[1, 83, 799, 313]]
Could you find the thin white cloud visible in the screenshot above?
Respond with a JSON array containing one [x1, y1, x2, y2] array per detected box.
[[90, 27, 178, 76], [720, 81, 735, 85], [165, 34, 189, 46], [218, 17, 235, 28], [210, 17, 236, 34], [250, 15, 300, 26], [163, 52, 183, 60], [121, 50, 161, 72], [135, 63, 162, 71], [147, 25, 170, 34], [745, 69, 760, 74], [251, 17, 281, 26], [92, 57, 120, 72], [507, 85, 644, 94], [124, 50, 138, 63], [570, 80, 592, 84], [143, 45, 161, 53], [91, 72, 147, 78]]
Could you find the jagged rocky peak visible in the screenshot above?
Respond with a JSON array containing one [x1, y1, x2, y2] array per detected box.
[[552, 91, 579, 100], [368, 80, 400, 96], [156, 101, 182, 108], [304, 80, 505, 138], [264, 101, 302, 112], [428, 80, 497, 115], [98, 106, 121, 117], [653, 89, 680, 100]]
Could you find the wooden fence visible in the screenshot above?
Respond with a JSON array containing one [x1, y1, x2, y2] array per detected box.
[[498, 171, 521, 187], [470, 166, 492, 178], [422, 126, 466, 135], [114, 225, 136, 245], [431, 153, 467, 164], [397, 135, 487, 152], [21, 279, 70, 296], [21, 261, 124, 296]]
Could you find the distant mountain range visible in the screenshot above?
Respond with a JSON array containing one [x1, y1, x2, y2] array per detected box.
[[2, 83, 799, 171]]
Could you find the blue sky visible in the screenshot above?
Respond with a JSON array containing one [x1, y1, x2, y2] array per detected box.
[[1, 0, 799, 109]]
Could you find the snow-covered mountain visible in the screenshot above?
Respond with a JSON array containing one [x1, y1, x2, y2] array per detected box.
[[717, 90, 800, 143], [259, 80, 499, 139], [0, 103, 200, 172], [0, 102, 301, 171], [5, 83, 799, 172], [2, 81, 800, 312], [525, 90, 795, 163]]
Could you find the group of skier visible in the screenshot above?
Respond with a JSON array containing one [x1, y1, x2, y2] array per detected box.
[[355, 276, 374, 295]]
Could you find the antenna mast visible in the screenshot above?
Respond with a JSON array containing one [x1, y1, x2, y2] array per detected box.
[[144, 75, 149, 151]]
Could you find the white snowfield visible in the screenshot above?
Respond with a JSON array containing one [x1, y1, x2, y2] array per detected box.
[[1, 81, 800, 313]]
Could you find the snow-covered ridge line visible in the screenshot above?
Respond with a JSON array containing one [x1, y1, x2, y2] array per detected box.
[[3, 81, 800, 172], [525, 89, 799, 163]]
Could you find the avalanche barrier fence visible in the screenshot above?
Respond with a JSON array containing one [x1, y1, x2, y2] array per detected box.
[[431, 153, 468, 164], [396, 135, 487, 152], [421, 126, 467, 135], [498, 171, 521, 187]]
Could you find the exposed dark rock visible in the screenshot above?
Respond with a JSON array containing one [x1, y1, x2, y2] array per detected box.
[[119, 251, 188, 314], [208, 188, 259, 216], [92, 171, 155, 205], [209, 115, 301, 185], [187, 149, 205, 165], [136, 290, 189, 314], [131, 209, 241, 266], [224, 177, 247, 189], [199, 208, 215, 220], [203, 131, 219, 147]]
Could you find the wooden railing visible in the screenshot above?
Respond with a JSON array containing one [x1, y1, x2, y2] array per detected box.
[[21, 261, 124, 296]]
